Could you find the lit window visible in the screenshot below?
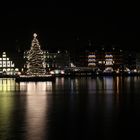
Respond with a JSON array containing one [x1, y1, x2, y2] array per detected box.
[[11, 62, 15, 67], [11, 64, 14, 67], [3, 68, 6, 71], [3, 62, 6, 67], [88, 59, 96, 62], [105, 61, 113, 65], [2, 55, 6, 57], [88, 63, 96, 66], [3, 58, 6, 60], [7, 61, 10, 66], [7, 68, 10, 71], [105, 54, 113, 58], [88, 55, 96, 58], [15, 68, 19, 71]]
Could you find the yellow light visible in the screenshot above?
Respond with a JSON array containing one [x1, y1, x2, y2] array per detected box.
[[15, 68, 19, 71]]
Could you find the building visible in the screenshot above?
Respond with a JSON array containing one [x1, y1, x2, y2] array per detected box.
[[136, 53, 140, 72], [46, 50, 70, 70], [0, 52, 19, 75], [123, 51, 136, 70], [87, 48, 126, 72]]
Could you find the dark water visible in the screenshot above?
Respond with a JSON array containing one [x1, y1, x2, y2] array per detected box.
[[0, 77, 140, 140]]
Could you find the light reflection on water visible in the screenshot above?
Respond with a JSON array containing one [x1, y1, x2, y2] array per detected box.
[[19, 82, 53, 95], [1, 77, 140, 95], [25, 94, 47, 140], [1, 77, 140, 139]]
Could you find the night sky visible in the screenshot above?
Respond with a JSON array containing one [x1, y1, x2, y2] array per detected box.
[[0, 1, 140, 53]]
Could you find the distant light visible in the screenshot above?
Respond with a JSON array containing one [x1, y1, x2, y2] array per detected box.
[[88, 55, 96, 58], [50, 71, 54, 75], [133, 69, 137, 73], [116, 70, 119, 73], [33, 33, 37, 38], [15, 68, 19, 71], [3, 68, 6, 71], [55, 70, 59, 74], [17, 72, 21, 75], [105, 54, 113, 58], [61, 70, 65, 74], [7, 68, 10, 71]]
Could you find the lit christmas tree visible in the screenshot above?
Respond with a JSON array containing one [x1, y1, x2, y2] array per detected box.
[[26, 33, 46, 75]]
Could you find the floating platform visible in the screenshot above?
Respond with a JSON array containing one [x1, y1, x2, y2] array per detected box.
[[15, 75, 55, 82]]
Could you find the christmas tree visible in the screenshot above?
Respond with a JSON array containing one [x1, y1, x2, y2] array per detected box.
[[26, 33, 46, 75]]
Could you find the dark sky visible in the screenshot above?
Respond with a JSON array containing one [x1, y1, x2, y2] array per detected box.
[[0, 1, 140, 53]]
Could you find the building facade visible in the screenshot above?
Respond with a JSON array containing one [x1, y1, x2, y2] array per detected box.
[[46, 50, 70, 70], [87, 48, 136, 72], [0, 52, 19, 75]]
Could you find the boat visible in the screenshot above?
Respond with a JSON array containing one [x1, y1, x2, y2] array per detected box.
[[15, 74, 55, 82]]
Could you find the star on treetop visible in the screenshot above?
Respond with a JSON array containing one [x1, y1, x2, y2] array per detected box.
[[33, 33, 37, 38]]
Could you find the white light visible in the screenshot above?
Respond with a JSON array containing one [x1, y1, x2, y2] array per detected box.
[[88, 55, 96, 58], [55, 70, 59, 74], [116, 70, 119, 73], [11, 64, 15, 67], [15, 68, 19, 71], [105, 54, 113, 58], [88, 63, 96, 66], [61, 70, 65, 74], [3, 68, 6, 71], [7, 68, 10, 71], [133, 69, 137, 73], [88, 59, 96, 62], [50, 71, 54, 74], [33, 33, 37, 38], [17, 72, 21, 75]]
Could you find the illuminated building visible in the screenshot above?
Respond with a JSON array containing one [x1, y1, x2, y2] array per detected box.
[[46, 50, 70, 70], [0, 52, 19, 75], [87, 48, 123, 71], [88, 52, 96, 67], [136, 53, 140, 71], [123, 51, 136, 70]]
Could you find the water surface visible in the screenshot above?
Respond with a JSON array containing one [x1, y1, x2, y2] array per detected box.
[[0, 77, 140, 140]]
